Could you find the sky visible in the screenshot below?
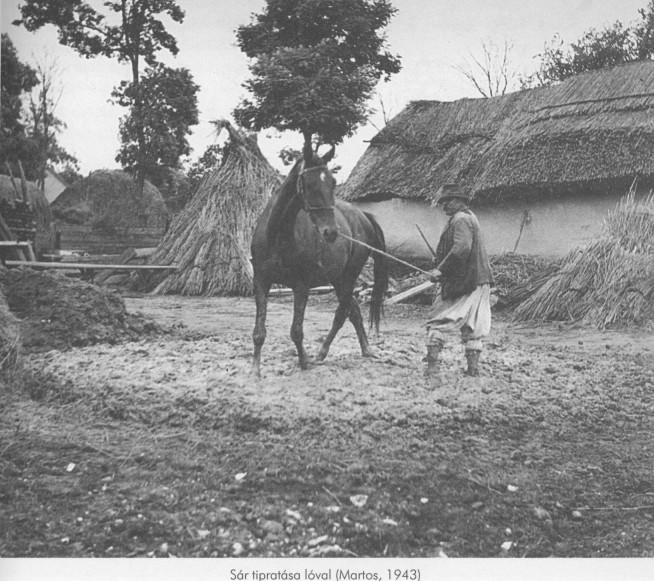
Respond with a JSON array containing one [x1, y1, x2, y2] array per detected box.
[[1, 0, 649, 178]]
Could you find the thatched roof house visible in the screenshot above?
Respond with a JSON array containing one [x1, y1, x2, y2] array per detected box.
[[341, 61, 654, 204], [52, 170, 170, 254]]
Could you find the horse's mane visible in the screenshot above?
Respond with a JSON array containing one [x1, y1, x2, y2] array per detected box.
[[265, 158, 304, 247]]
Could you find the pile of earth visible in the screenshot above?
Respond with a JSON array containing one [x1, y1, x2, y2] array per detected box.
[[0, 268, 162, 353]]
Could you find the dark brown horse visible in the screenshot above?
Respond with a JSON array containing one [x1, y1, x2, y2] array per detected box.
[[250, 143, 388, 376]]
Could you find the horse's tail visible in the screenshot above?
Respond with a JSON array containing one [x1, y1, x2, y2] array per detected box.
[[364, 211, 389, 333]]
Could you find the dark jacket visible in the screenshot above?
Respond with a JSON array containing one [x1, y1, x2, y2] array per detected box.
[[435, 209, 493, 300]]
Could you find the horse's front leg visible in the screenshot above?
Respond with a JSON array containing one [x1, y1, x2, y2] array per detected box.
[[291, 284, 310, 370], [252, 276, 271, 378], [317, 286, 351, 362]]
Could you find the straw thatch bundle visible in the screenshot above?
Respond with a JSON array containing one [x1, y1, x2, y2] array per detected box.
[[513, 192, 654, 327], [0, 174, 55, 255], [340, 61, 654, 204], [52, 170, 169, 231], [148, 121, 281, 296], [489, 253, 560, 309], [0, 273, 21, 379]]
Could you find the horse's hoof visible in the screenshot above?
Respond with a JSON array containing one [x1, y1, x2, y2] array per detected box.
[[362, 348, 379, 358]]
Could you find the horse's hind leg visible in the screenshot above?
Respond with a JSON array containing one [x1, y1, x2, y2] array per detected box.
[[291, 285, 310, 370], [317, 285, 352, 362], [347, 298, 374, 357], [252, 276, 271, 377]]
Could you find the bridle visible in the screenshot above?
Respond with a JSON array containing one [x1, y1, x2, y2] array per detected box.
[[295, 163, 335, 213]]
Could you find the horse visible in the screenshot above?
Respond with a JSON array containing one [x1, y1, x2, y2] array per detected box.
[[250, 142, 388, 377]]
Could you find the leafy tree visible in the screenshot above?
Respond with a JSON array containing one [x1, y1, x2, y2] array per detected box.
[[186, 143, 225, 192], [14, 0, 185, 192], [1, 34, 37, 135], [112, 64, 199, 188], [57, 163, 83, 185], [524, 2, 654, 87], [635, 0, 654, 59], [0, 34, 39, 177], [234, 0, 401, 149], [1, 37, 79, 185]]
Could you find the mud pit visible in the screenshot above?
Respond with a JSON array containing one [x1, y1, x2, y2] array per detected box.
[[1, 294, 653, 557]]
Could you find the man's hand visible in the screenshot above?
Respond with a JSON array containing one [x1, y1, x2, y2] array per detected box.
[[428, 268, 442, 283]]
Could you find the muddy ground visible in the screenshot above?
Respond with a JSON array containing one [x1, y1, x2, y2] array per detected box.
[[1, 293, 653, 558]]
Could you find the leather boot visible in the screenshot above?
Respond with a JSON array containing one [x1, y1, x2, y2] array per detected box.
[[424, 343, 443, 377], [465, 349, 481, 376]]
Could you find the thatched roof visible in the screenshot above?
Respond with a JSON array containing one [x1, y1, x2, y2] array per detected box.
[[0, 174, 50, 213], [340, 61, 654, 204], [51, 170, 169, 231], [146, 121, 282, 296]]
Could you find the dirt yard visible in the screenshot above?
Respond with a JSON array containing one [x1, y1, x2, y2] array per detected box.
[[1, 293, 653, 558]]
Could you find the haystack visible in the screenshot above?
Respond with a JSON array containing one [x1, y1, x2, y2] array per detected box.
[[0, 275, 21, 379], [513, 191, 654, 328], [147, 121, 281, 296], [52, 169, 169, 231], [0, 174, 55, 255]]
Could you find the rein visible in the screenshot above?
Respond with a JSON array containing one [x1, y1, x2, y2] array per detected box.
[[338, 231, 435, 278]]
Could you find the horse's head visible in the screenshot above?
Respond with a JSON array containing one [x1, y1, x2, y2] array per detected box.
[[297, 143, 337, 243]]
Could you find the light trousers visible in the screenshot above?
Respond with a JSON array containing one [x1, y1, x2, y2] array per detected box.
[[426, 284, 491, 351]]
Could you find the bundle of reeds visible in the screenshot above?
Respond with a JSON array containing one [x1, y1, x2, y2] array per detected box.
[[513, 191, 654, 328], [0, 279, 21, 379], [490, 252, 560, 309], [148, 121, 282, 296]]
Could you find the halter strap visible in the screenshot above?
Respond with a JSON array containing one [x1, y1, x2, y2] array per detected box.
[[296, 163, 335, 213]]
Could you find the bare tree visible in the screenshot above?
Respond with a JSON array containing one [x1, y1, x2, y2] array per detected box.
[[367, 92, 395, 132], [455, 40, 517, 98], [27, 56, 63, 190]]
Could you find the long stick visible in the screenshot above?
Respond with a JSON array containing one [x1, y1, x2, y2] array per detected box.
[[338, 231, 434, 277], [415, 224, 437, 258]]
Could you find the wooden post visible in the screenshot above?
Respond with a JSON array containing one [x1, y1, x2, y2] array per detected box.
[[4, 162, 20, 199], [17, 160, 28, 202], [0, 212, 27, 261]]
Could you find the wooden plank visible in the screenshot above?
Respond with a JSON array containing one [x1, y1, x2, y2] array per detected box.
[[386, 280, 435, 305], [0, 212, 27, 261], [0, 241, 32, 247], [4, 260, 177, 270], [24, 242, 36, 262], [268, 285, 334, 297]]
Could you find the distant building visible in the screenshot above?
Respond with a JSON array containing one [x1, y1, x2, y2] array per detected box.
[[43, 169, 68, 204]]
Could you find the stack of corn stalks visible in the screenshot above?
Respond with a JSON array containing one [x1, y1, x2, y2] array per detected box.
[[0, 275, 21, 379], [148, 121, 282, 296], [513, 191, 654, 328], [490, 252, 560, 309]]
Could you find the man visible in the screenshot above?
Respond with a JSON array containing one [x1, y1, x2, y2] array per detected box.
[[425, 183, 493, 378]]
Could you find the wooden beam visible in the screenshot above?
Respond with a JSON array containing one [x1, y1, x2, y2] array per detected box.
[[0, 241, 32, 247], [268, 285, 334, 297], [0, 213, 27, 261], [4, 260, 178, 270], [386, 281, 435, 305]]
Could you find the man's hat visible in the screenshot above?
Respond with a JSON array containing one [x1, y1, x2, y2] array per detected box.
[[436, 183, 473, 204]]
